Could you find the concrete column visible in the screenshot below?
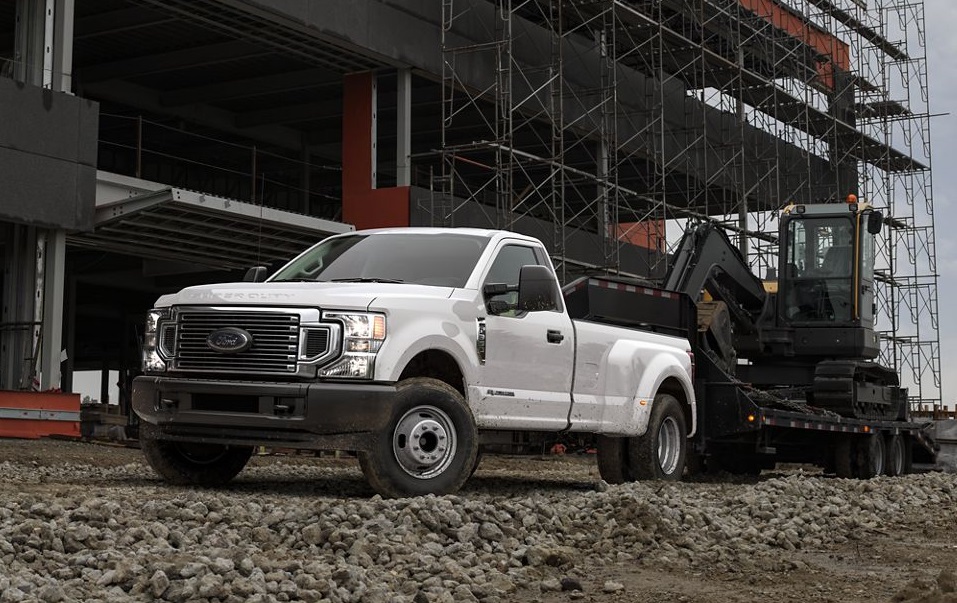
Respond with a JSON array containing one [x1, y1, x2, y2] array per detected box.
[[52, 0, 74, 93], [39, 229, 65, 390], [13, 0, 45, 85], [396, 69, 412, 187]]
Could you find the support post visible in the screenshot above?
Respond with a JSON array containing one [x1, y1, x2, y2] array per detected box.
[[52, 0, 73, 93], [371, 75, 378, 189], [396, 68, 412, 187], [39, 229, 65, 390]]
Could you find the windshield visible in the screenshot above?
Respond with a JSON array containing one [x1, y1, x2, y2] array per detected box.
[[783, 216, 856, 323], [271, 232, 491, 288]]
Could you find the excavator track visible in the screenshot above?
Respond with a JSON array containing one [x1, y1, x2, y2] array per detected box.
[[812, 360, 907, 420]]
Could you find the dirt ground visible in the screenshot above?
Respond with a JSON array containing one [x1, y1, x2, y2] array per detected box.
[[2, 438, 956, 603]]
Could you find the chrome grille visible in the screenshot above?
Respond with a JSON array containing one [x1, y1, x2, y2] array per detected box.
[[303, 328, 330, 358], [159, 325, 176, 356], [174, 310, 299, 374]]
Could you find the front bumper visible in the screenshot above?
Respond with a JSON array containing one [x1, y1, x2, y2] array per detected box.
[[132, 375, 397, 451]]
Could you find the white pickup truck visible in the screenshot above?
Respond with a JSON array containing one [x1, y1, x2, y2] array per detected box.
[[133, 228, 695, 497]]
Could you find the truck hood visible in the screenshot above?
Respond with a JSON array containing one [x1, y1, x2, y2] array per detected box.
[[155, 281, 455, 310]]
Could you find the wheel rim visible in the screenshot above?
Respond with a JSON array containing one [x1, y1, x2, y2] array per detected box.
[[392, 405, 457, 480], [657, 416, 682, 475], [872, 437, 886, 476], [889, 437, 905, 475]]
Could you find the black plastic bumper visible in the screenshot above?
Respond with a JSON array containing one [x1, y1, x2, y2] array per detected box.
[[132, 375, 397, 451]]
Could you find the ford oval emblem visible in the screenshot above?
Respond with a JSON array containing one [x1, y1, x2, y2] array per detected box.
[[206, 327, 253, 354]]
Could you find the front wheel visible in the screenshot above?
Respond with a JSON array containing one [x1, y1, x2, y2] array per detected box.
[[358, 378, 478, 498], [628, 393, 687, 480], [140, 423, 253, 486]]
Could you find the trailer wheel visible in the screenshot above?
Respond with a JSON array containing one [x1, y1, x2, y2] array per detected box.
[[596, 436, 632, 484], [358, 377, 477, 498], [884, 434, 906, 476], [140, 423, 253, 486], [856, 432, 886, 478], [834, 438, 857, 478], [628, 393, 687, 480]]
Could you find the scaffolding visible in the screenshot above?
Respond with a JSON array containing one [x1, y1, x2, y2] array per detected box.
[[436, 0, 939, 409]]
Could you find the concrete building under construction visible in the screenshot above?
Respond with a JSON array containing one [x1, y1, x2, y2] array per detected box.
[[0, 0, 941, 422]]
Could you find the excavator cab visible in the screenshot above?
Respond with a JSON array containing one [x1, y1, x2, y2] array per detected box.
[[776, 197, 882, 358]]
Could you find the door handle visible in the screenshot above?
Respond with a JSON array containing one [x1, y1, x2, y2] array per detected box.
[[547, 329, 564, 344]]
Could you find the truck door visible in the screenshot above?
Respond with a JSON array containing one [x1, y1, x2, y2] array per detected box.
[[474, 242, 574, 430]]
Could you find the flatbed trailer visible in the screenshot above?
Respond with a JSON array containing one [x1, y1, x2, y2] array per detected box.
[[564, 275, 938, 477]]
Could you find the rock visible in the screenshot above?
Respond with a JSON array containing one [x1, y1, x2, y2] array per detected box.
[[150, 570, 171, 597], [940, 570, 957, 594], [478, 522, 505, 542], [603, 581, 625, 593]]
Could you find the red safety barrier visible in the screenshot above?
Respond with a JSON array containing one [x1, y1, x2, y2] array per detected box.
[[0, 391, 81, 439]]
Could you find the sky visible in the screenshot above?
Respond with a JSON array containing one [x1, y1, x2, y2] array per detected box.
[[922, 1, 955, 407]]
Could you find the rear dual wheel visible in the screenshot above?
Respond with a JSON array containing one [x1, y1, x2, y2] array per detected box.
[[596, 394, 687, 483]]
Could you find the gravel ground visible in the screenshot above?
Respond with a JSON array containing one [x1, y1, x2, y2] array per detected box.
[[1, 439, 956, 603]]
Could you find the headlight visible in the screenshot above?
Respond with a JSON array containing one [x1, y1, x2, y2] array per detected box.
[[320, 312, 386, 379], [142, 308, 169, 373]]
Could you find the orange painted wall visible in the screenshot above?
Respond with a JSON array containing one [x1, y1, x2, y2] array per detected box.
[[738, 0, 850, 90], [615, 221, 667, 252], [341, 72, 411, 230]]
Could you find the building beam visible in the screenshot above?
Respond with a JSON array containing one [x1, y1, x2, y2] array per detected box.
[[73, 6, 175, 40], [159, 67, 339, 107], [235, 98, 343, 128], [84, 80, 338, 158], [78, 40, 270, 84]]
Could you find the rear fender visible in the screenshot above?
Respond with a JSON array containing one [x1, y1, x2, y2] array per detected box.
[[623, 352, 696, 438], [596, 342, 695, 438]]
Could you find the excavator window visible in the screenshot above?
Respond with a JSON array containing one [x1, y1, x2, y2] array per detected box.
[[783, 217, 856, 324]]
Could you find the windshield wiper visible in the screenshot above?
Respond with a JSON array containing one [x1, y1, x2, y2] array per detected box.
[[271, 278, 317, 282], [329, 277, 405, 284]]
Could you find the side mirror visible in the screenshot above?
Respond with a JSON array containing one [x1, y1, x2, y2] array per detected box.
[[517, 265, 558, 312], [243, 266, 268, 282], [866, 210, 883, 235]]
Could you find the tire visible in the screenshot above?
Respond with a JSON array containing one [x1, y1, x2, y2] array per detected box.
[[140, 423, 253, 486], [856, 432, 886, 479], [470, 451, 484, 477], [834, 438, 857, 478], [596, 435, 632, 484], [884, 433, 906, 476], [628, 393, 687, 481], [358, 377, 478, 498]]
